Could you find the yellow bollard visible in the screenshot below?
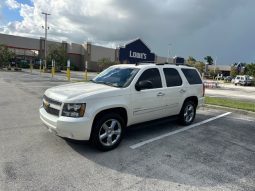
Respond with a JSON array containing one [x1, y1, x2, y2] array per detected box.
[[67, 59, 71, 81], [51, 60, 55, 78], [84, 61, 88, 81], [51, 66, 55, 78], [67, 67, 70, 81], [53, 66, 55, 76]]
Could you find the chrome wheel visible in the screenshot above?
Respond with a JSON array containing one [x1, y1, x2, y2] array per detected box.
[[184, 104, 195, 123], [99, 119, 122, 147]]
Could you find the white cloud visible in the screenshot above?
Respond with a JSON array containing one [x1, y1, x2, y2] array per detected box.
[[5, 0, 21, 9], [1, 0, 255, 63]]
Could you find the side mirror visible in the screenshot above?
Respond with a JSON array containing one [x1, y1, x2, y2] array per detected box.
[[135, 80, 153, 91]]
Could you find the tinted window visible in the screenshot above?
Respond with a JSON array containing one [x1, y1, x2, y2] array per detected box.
[[92, 67, 139, 88], [181, 69, 202, 85], [136, 68, 162, 89], [163, 68, 182, 87]]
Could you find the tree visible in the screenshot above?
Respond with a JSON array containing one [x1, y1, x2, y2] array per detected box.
[[230, 66, 238, 77], [47, 44, 67, 70], [187, 56, 196, 65], [0, 44, 15, 68], [208, 67, 220, 78], [194, 61, 205, 75], [244, 63, 255, 77], [97, 58, 117, 72], [187, 57, 205, 75], [204, 56, 214, 65]]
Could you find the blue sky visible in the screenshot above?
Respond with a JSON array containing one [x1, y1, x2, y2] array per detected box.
[[2, 7, 22, 23], [1, 0, 32, 24]]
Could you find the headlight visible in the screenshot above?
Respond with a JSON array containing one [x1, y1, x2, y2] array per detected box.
[[62, 103, 86, 118]]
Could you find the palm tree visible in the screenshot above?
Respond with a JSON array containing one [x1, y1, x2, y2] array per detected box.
[[204, 56, 214, 65]]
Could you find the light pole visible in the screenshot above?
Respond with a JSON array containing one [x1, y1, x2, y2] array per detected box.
[[42, 12, 51, 71], [167, 43, 172, 63], [214, 56, 217, 73]]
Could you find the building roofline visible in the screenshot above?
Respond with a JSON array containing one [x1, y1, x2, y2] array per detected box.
[[118, 37, 153, 52]]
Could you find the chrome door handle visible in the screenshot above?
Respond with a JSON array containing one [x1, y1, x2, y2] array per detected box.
[[179, 89, 186, 93], [157, 92, 165, 96]]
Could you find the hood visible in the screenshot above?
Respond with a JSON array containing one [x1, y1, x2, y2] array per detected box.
[[45, 82, 117, 102]]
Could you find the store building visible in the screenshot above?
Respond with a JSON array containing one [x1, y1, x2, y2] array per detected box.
[[0, 33, 174, 71]]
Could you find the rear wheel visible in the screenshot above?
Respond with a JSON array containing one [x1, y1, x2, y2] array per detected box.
[[179, 101, 196, 126], [90, 113, 125, 151]]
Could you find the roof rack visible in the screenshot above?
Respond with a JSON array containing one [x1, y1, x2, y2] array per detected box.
[[155, 62, 174, 65], [135, 61, 155, 66]]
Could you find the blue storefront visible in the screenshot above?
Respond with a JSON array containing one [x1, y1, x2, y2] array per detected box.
[[119, 39, 155, 64]]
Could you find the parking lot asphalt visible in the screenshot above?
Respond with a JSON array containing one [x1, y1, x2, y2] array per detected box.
[[0, 71, 255, 191]]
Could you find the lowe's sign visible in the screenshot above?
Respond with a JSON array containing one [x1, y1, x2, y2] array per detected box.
[[119, 39, 155, 63], [129, 51, 147, 59]]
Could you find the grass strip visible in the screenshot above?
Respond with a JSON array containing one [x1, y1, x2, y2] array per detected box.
[[205, 96, 255, 112]]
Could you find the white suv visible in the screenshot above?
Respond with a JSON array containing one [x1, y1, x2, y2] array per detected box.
[[234, 75, 252, 86], [40, 63, 204, 151]]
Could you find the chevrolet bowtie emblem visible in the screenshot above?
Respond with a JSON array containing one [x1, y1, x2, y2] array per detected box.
[[44, 100, 50, 108]]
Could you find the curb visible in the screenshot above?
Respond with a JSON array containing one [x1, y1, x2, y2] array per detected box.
[[204, 104, 255, 117]]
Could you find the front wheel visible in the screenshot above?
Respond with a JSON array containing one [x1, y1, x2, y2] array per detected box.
[[179, 101, 196, 126], [90, 113, 125, 151]]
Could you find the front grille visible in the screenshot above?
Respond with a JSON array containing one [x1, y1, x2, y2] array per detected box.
[[43, 102, 60, 116], [43, 95, 62, 116], [43, 95, 62, 106]]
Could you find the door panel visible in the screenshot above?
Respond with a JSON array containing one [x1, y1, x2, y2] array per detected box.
[[132, 88, 167, 124], [131, 68, 167, 124], [162, 68, 186, 115]]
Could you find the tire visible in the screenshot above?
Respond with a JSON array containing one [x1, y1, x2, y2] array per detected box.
[[235, 83, 237, 86], [179, 101, 196, 126], [90, 113, 125, 151]]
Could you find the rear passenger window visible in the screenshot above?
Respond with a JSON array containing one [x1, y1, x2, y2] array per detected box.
[[163, 68, 182, 87], [136, 68, 162, 89], [181, 69, 202, 84]]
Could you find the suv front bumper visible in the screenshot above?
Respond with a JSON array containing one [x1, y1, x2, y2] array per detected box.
[[39, 106, 93, 140]]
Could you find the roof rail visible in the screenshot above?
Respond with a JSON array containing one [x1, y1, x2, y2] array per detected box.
[[175, 63, 192, 67], [135, 61, 155, 66], [156, 62, 175, 65]]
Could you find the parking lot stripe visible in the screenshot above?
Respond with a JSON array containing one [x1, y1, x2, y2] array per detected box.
[[130, 112, 232, 149]]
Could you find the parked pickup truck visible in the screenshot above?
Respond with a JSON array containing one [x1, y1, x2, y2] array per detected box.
[[39, 63, 204, 151], [234, 75, 252, 86]]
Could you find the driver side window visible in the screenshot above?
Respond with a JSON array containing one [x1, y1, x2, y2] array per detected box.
[[136, 68, 162, 90]]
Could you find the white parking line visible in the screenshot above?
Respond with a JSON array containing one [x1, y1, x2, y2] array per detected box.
[[130, 112, 232, 149]]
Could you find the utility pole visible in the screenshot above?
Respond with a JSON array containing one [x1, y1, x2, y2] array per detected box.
[[167, 43, 172, 63], [42, 12, 51, 71], [214, 56, 217, 73]]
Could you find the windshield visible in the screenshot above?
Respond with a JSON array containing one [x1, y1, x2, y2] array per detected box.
[[91, 67, 140, 88]]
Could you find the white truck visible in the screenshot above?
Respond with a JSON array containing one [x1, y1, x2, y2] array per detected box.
[[234, 75, 252, 86], [40, 63, 204, 151]]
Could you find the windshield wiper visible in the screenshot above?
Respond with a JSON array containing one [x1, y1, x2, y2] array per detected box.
[[92, 81, 119, 87], [90, 79, 97, 83]]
